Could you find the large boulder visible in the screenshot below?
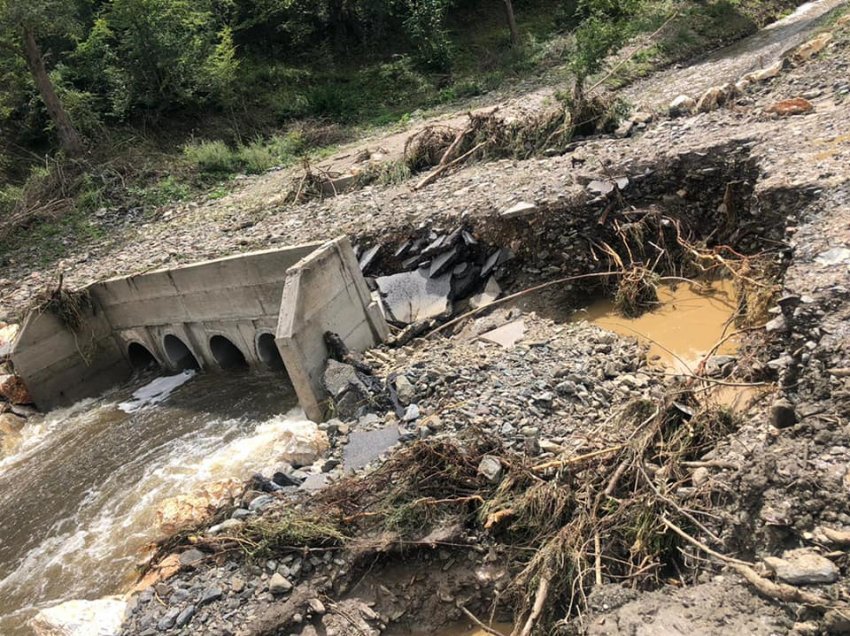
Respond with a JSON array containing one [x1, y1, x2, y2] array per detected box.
[[696, 83, 737, 113], [271, 419, 329, 467], [668, 95, 696, 117], [323, 360, 370, 419], [743, 60, 783, 83], [766, 98, 813, 116], [131, 553, 181, 592], [30, 597, 127, 636], [155, 478, 242, 535], [764, 548, 839, 585], [790, 32, 832, 63]]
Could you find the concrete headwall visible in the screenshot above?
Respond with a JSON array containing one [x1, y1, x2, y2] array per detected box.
[[91, 242, 321, 371], [10, 294, 130, 410], [11, 238, 387, 416], [276, 237, 389, 421]]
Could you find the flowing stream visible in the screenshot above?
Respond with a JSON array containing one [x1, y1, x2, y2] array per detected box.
[[0, 370, 301, 635]]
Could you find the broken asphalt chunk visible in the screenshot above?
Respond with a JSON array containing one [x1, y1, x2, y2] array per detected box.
[[481, 248, 513, 278], [376, 269, 452, 323], [358, 244, 381, 272], [429, 247, 459, 278]]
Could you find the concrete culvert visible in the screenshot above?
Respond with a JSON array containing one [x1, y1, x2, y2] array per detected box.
[[210, 335, 248, 370], [127, 342, 159, 371], [256, 333, 286, 371], [163, 334, 200, 371]]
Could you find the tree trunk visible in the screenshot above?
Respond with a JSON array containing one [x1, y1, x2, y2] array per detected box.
[[503, 0, 520, 47], [21, 26, 84, 157]]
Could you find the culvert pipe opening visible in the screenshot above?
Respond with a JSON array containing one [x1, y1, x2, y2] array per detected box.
[[210, 335, 248, 371], [127, 342, 159, 371], [256, 333, 286, 372], [163, 334, 201, 371]]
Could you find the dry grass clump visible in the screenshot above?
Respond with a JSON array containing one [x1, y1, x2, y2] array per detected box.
[[614, 266, 660, 317], [732, 258, 781, 327], [499, 399, 740, 635], [404, 125, 459, 172], [33, 276, 93, 332], [142, 392, 845, 634], [401, 103, 581, 190], [316, 436, 504, 536], [235, 513, 348, 560], [284, 161, 334, 204]]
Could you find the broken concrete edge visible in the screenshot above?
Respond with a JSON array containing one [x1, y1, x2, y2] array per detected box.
[[320, 174, 357, 197], [275, 236, 389, 423], [94, 241, 324, 286], [10, 289, 126, 410]]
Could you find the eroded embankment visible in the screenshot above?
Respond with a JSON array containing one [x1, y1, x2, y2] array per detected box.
[[113, 140, 849, 636]]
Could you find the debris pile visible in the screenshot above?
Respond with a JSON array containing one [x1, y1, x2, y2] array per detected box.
[[357, 226, 512, 330]]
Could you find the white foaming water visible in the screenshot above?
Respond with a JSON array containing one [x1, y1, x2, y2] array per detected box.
[[0, 372, 301, 635], [118, 370, 196, 412], [0, 398, 97, 472]]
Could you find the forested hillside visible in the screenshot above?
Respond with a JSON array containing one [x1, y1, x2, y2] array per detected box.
[[0, 0, 801, 252]]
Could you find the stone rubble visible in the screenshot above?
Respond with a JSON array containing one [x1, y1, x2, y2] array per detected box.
[[16, 5, 850, 636]]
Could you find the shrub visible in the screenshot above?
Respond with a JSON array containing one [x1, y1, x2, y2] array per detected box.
[[0, 184, 22, 219], [238, 139, 278, 174], [128, 176, 192, 208], [183, 140, 238, 174]]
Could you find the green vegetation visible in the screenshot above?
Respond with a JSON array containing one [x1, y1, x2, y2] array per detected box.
[[0, 0, 807, 264]]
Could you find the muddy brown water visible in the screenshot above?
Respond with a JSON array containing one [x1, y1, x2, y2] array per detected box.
[[0, 371, 300, 635], [432, 622, 515, 635], [575, 279, 739, 374]]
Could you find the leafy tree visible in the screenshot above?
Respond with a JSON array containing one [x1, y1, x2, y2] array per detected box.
[[75, 0, 239, 115], [400, 0, 454, 69], [0, 0, 85, 156]]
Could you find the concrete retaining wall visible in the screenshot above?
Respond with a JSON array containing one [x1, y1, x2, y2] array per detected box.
[[91, 243, 321, 371], [11, 238, 388, 416], [11, 295, 130, 410], [276, 237, 389, 421]]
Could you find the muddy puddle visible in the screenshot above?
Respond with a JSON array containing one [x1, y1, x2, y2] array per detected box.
[[574, 279, 739, 375]]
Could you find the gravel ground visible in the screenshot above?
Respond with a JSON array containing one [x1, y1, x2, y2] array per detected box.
[[21, 3, 850, 635]]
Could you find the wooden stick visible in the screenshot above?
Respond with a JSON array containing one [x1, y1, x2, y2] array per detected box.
[[661, 517, 751, 567], [532, 444, 624, 472], [514, 573, 551, 636], [425, 271, 622, 339], [662, 518, 840, 609], [439, 128, 469, 167], [414, 141, 487, 190], [594, 532, 603, 586], [732, 561, 839, 609], [460, 606, 508, 636], [680, 460, 739, 469]]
